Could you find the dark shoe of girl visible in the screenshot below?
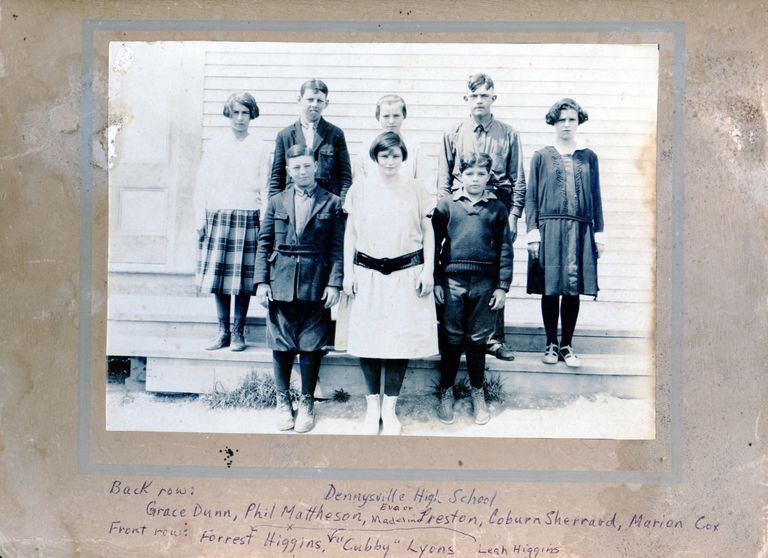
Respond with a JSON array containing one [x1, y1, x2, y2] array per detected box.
[[205, 322, 231, 351], [230, 318, 246, 352]]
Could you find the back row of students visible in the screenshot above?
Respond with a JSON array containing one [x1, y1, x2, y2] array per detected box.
[[194, 72, 604, 435]]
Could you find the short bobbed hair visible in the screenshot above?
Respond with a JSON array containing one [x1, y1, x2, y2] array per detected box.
[[285, 144, 315, 161], [375, 95, 407, 120], [369, 131, 408, 163], [545, 98, 589, 126], [459, 151, 493, 174], [467, 73, 495, 92], [299, 79, 329, 98], [223, 92, 259, 119]]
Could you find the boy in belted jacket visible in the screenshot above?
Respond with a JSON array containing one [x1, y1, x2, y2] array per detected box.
[[268, 79, 353, 203], [255, 145, 344, 433]]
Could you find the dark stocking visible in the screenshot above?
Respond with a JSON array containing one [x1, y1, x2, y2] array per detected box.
[[560, 295, 581, 347], [214, 293, 231, 324], [383, 359, 408, 396], [541, 295, 560, 345], [360, 358, 382, 395], [234, 294, 250, 320]]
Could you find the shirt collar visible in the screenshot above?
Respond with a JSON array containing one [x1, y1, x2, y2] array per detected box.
[[453, 188, 496, 204], [294, 183, 318, 198], [300, 116, 318, 130], [469, 114, 494, 132]]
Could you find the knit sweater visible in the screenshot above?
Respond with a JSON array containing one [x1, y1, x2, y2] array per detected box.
[[432, 191, 513, 291]]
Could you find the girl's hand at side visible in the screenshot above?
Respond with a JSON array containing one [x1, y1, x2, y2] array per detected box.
[[342, 272, 357, 298], [527, 241, 540, 258], [416, 269, 434, 297], [433, 285, 445, 304]]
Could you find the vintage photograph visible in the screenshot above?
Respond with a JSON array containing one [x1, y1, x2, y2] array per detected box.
[[105, 41, 658, 439]]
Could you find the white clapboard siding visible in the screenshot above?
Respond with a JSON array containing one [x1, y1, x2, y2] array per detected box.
[[200, 42, 657, 314]]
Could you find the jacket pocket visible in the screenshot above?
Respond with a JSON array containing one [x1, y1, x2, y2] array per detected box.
[[273, 211, 290, 235]]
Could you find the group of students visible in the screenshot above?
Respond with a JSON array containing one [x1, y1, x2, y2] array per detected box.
[[194, 72, 604, 435]]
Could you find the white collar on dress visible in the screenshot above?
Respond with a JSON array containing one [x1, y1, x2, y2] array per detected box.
[[552, 140, 587, 155]]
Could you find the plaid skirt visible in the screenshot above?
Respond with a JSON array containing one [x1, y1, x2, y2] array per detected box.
[[196, 209, 259, 295]]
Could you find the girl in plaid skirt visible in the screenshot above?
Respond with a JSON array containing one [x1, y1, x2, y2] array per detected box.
[[194, 92, 266, 351]]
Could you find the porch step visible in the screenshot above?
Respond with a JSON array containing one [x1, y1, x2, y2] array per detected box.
[[125, 336, 652, 399], [107, 294, 653, 355]]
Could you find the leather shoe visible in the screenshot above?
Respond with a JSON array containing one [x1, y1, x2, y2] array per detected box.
[[487, 342, 515, 361]]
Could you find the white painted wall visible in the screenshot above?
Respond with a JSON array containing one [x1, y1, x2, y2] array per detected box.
[[109, 41, 658, 330]]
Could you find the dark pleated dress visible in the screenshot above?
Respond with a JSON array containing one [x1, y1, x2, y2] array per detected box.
[[525, 146, 604, 297]]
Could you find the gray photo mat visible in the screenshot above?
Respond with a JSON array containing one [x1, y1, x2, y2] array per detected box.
[[81, 19, 685, 483]]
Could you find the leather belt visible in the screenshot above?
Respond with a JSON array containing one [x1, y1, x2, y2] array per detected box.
[[539, 213, 592, 224], [354, 249, 424, 275]]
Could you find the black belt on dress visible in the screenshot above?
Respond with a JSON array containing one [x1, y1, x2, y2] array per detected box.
[[354, 249, 423, 275], [539, 213, 592, 224]]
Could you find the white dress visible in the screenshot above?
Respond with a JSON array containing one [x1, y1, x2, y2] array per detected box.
[[343, 174, 439, 359]]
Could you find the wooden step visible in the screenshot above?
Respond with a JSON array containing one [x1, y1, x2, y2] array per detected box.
[[108, 294, 653, 357], [109, 294, 654, 330], [131, 336, 652, 399]]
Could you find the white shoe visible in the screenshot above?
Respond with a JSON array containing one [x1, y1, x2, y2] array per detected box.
[[559, 345, 581, 368], [362, 394, 381, 435], [542, 343, 559, 364], [381, 395, 402, 435]]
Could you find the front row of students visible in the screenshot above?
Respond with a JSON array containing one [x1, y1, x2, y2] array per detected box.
[[250, 137, 511, 434]]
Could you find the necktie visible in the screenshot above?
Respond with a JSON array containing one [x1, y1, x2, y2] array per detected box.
[[303, 122, 315, 149], [473, 124, 485, 153]]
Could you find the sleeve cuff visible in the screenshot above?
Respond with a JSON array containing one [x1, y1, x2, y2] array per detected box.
[[510, 208, 522, 219], [594, 231, 606, 246], [497, 281, 510, 292], [527, 228, 541, 244]]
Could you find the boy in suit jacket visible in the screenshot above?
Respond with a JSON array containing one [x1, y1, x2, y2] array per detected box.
[[256, 145, 344, 433], [268, 79, 353, 203]]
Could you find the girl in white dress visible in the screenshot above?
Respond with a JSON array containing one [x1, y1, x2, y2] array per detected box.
[[343, 132, 439, 435]]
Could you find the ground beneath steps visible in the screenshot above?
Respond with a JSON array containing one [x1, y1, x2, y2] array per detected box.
[[107, 382, 654, 439]]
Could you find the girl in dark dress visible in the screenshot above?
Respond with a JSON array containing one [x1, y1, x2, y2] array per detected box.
[[525, 99, 605, 367]]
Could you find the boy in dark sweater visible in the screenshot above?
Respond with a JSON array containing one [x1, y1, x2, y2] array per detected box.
[[432, 152, 513, 425]]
